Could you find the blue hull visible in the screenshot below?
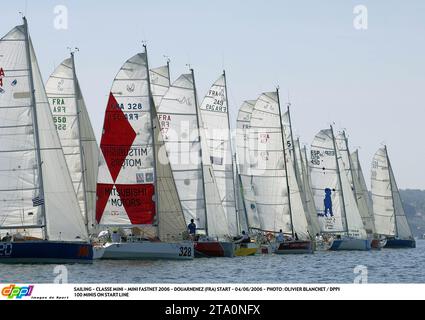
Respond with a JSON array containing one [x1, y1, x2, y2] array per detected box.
[[329, 239, 371, 251], [0, 241, 93, 264], [385, 239, 416, 249]]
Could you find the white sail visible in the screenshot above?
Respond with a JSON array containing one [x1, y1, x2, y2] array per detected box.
[[199, 74, 237, 235], [96, 53, 157, 238], [371, 148, 396, 236], [0, 26, 42, 232], [299, 145, 321, 236], [249, 92, 309, 238], [311, 129, 366, 238], [0, 23, 87, 241], [45, 56, 99, 233], [157, 74, 229, 239], [336, 147, 367, 238], [236, 100, 261, 230], [153, 107, 187, 241], [351, 150, 375, 234], [389, 162, 413, 239], [150, 65, 186, 241], [372, 148, 413, 239], [310, 129, 346, 233], [150, 64, 170, 107], [335, 133, 354, 187]]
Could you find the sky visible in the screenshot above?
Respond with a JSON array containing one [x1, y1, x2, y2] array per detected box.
[[1, 0, 425, 189]]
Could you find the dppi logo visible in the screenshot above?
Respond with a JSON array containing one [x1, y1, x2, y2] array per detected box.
[[2, 285, 34, 299]]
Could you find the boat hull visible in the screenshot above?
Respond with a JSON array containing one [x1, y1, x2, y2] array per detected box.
[[235, 243, 258, 256], [329, 239, 371, 251], [275, 241, 314, 254], [99, 241, 194, 260], [385, 239, 416, 249], [0, 241, 93, 264], [194, 241, 235, 258]]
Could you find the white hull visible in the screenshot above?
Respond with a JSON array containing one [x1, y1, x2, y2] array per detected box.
[[98, 241, 194, 260]]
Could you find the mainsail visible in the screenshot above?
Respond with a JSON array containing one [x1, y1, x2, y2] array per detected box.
[[371, 147, 413, 239], [310, 128, 366, 238], [0, 20, 87, 241], [96, 51, 187, 240], [235, 100, 261, 230], [46, 54, 99, 233], [156, 71, 229, 240], [249, 92, 309, 239], [199, 73, 237, 235]]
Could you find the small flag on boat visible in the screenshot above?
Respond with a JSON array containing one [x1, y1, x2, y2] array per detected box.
[[32, 196, 45, 207]]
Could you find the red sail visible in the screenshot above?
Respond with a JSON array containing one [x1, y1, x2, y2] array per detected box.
[[115, 184, 155, 225], [100, 93, 137, 182]]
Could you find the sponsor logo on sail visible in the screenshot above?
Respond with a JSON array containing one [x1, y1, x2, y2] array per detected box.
[[127, 83, 135, 93], [0, 67, 4, 87], [177, 96, 192, 106], [1, 285, 34, 299], [57, 79, 64, 92]]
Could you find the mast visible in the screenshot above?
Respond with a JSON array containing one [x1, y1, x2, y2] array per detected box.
[[303, 146, 309, 182], [23, 17, 48, 240], [277, 88, 295, 237], [223, 70, 240, 233], [191, 68, 209, 235], [287, 104, 301, 182], [166, 59, 171, 86], [385, 146, 398, 237], [343, 131, 358, 199], [70, 51, 89, 233], [330, 125, 349, 234], [235, 154, 250, 232], [144, 44, 160, 231]]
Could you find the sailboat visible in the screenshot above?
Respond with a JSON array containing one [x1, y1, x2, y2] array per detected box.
[[371, 147, 416, 248], [199, 72, 257, 257], [310, 127, 371, 251], [350, 149, 385, 249], [0, 18, 93, 263], [335, 132, 383, 249], [282, 106, 320, 239], [157, 69, 234, 258], [248, 90, 313, 254], [45, 52, 99, 236], [95, 47, 193, 260], [236, 100, 262, 233]]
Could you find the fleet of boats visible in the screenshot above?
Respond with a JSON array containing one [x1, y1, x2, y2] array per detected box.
[[0, 18, 416, 264]]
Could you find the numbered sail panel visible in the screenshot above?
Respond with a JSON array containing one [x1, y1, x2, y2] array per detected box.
[[200, 74, 237, 235], [46, 58, 87, 217]]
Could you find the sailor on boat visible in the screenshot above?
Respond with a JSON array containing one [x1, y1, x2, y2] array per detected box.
[[276, 230, 285, 243]]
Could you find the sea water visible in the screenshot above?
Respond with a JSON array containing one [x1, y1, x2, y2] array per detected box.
[[1, 240, 424, 284]]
